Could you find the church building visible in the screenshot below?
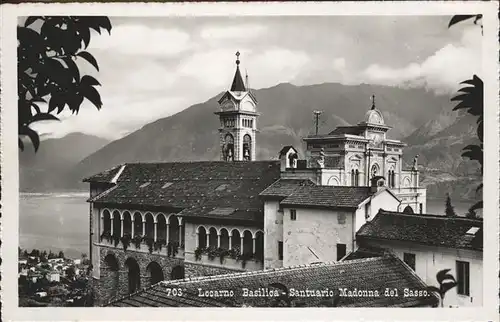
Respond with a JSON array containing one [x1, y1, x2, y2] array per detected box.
[[85, 52, 481, 308]]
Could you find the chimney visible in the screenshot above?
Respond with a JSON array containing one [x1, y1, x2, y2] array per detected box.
[[370, 176, 386, 193]]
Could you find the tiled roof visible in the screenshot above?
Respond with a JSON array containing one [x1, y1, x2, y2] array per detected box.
[[328, 126, 364, 136], [357, 210, 483, 251], [83, 164, 123, 183], [342, 246, 385, 261], [86, 161, 280, 223], [107, 255, 437, 308], [280, 186, 373, 209], [230, 66, 246, 92], [278, 145, 296, 156], [259, 178, 316, 198]]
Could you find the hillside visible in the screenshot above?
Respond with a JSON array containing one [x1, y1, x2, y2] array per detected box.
[[20, 82, 481, 201], [19, 133, 110, 192]]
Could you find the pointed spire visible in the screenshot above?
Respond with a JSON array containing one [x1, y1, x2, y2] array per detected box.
[[230, 51, 246, 92], [370, 95, 376, 110]]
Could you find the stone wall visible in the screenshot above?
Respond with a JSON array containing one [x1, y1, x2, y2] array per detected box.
[[94, 245, 183, 306], [184, 261, 240, 279]]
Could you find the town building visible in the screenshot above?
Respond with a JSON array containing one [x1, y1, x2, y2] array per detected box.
[[85, 53, 481, 307]]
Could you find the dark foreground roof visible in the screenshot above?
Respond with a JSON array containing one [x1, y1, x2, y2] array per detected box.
[[107, 255, 437, 308], [357, 210, 483, 251], [259, 178, 316, 198], [328, 126, 364, 136], [85, 161, 281, 223], [280, 186, 373, 209]]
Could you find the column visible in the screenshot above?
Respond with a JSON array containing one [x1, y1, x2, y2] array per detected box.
[[206, 234, 210, 248], [240, 237, 243, 254], [166, 224, 170, 243], [217, 233, 221, 248], [120, 218, 124, 237], [154, 222, 158, 242], [131, 219, 135, 237], [229, 235, 232, 250], [196, 232, 199, 248], [110, 214, 114, 236], [100, 215, 104, 236], [178, 224, 182, 246], [252, 237, 256, 255], [142, 221, 145, 236]]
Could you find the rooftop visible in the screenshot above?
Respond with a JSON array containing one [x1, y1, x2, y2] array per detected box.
[[85, 161, 281, 223], [357, 210, 483, 251], [259, 178, 316, 199], [107, 255, 437, 308], [280, 186, 374, 209]]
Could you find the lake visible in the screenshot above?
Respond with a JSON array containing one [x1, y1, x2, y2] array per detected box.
[[19, 192, 474, 259]]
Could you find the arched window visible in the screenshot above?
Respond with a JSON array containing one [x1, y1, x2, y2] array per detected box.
[[124, 257, 141, 294], [157, 214, 167, 243], [171, 265, 184, 280], [351, 169, 355, 186], [208, 227, 218, 248], [112, 211, 121, 238], [123, 211, 132, 237], [243, 230, 253, 255], [255, 231, 264, 261], [133, 212, 142, 237], [403, 205, 414, 214], [145, 213, 154, 239], [168, 215, 180, 245], [198, 227, 207, 248], [103, 254, 119, 299], [102, 210, 111, 234], [243, 134, 252, 161], [391, 171, 396, 187], [231, 229, 241, 252], [220, 228, 230, 250], [146, 261, 164, 286], [355, 169, 359, 186], [223, 134, 235, 161], [371, 164, 379, 178]]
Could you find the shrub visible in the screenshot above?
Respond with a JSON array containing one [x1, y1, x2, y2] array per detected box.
[[121, 234, 131, 251], [132, 235, 142, 249]]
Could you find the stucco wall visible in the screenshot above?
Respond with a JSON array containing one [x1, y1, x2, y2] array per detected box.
[[282, 207, 354, 266], [263, 200, 284, 269], [363, 240, 482, 307]]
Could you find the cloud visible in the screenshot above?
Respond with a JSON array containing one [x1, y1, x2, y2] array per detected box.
[[360, 26, 482, 94], [89, 24, 191, 57], [332, 57, 346, 71], [199, 24, 267, 40]]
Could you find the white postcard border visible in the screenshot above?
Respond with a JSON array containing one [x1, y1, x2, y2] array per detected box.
[[1, 1, 499, 321]]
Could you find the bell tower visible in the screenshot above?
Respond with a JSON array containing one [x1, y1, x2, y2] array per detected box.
[[215, 52, 259, 161]]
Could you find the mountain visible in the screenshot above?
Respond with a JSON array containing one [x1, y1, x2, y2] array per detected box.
[[56, 82, 480, 199], [19, 133, 110, 192]]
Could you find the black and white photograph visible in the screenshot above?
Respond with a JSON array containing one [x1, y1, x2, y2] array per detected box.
[[1, 1, 499, 320]]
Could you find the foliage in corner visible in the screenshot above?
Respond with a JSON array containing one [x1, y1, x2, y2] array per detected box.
[[426, 269, 457, 307], [449, 15, 484, 213], [18, 16, 111, 152], [445, 193, 457, 217], [121, 233, 131, 251]]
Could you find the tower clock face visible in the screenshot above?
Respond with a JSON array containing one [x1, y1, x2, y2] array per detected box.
[[369, 133, 383, 147]]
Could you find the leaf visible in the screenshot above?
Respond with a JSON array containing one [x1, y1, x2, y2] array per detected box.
[[436, 269, 454, 285], [24, 16, 42, 27], [81, 85, 103, 109], [63, 56, 80, 83], [19, 126, 40, 152], [469, 200, 483, 212], [30, 102, 41, 114], [80, 75, 101, 87], [77, 51, 99, 71], [448, 15, 478, 28], [48, 95, 61, 113], [440, 281, 457, 296], [78, 24, 91, 49], [19, 138, 25, 151], [476, 183, 483, 194], [30, 113, 60, 123]]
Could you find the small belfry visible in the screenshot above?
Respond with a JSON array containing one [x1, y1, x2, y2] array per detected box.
[[215, 51, 259, 161]]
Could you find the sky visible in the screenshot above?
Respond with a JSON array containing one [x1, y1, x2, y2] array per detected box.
[[29, 16, 482, 140]]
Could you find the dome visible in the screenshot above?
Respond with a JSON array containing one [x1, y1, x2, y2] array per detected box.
[[364, 109, 384, 125]]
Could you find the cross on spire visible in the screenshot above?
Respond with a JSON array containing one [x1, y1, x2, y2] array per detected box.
[[371, 95, 376, 110], [236, 51, 240, 65]]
